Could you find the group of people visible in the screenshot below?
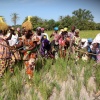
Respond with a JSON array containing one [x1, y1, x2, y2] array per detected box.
[[0, 25, 100, 80]]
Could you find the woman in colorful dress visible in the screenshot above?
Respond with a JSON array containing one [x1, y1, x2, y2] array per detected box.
[[0, 29, 15, 77], [21, 30, 39, 80]]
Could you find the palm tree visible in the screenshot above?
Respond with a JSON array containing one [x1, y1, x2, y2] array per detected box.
[[11, 13, 19, 26]]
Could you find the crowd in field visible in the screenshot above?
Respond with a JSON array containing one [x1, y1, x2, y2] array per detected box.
[[0, 25, 100, 80]]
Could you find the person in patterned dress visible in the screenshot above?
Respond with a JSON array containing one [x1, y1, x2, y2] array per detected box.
[[0, 29, 15, 77], [21, 30, 39, 80]]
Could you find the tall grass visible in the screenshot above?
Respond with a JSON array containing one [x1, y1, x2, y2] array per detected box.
[[95, 64, 100, 91], [0, 30, 100, 99]]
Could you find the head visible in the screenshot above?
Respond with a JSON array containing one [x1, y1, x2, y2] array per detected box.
[[60, 29, 64, 35], [3, 30, 8, 35], [11, 27, 15, 31], [63, 27, 68, 34], [22, 27, 26, 35], [88, 38, 93, 45], [10, 28, 15, 35], [54, 27, 58, 32], [0, 30, 2, 35], [25, 30, 32, 38], [41, 35, 47, 42], [71, 26, 76, 32], [60, 29, 64, 33], [0, 30, 7, 36], [81, 38, 87, 45], [92, 43, 98, 48], [41, 28, 45, 33], [17, 27, 20, 32], [8, 26, 11, 31], [75, 29, 79, 36], [36, 27, 41, 36]]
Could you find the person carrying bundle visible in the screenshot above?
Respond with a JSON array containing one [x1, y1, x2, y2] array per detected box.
[[0, 30, 15, 77], [0, 17, 16, 77], [20, 30, 39, 80]]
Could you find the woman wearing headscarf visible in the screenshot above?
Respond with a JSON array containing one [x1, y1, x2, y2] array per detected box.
[[41, 28, 49, 41]]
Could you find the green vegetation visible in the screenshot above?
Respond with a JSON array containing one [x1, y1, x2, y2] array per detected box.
[[23, 9, 100, 30], [0, 30, 100, 100], [95, 64, 100, 91]]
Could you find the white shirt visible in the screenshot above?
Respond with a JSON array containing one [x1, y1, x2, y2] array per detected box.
[[81, 39, 88, 49], [7, 33, 18, 46]]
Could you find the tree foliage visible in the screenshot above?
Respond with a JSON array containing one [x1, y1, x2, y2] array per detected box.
[[22, 9, 99, 30], [11, 13, 19, 26]]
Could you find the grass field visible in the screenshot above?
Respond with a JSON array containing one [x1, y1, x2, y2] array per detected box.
[[46, 30, 100, 40], [0, 30, 100, 100]]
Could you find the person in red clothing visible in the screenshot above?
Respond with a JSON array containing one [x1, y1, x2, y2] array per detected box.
[[21, 30, 39, 80]]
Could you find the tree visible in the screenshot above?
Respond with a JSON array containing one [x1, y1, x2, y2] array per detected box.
[[23, 16, 44, 30], [72, 9, 94, 30], [47, 19, 55, 30], [72, 8, 94, 21], [59, 15, 72, 29], [11, 13, 19, 26], [96, 23, 100, 30]]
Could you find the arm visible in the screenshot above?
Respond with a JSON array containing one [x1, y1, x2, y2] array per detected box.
[[6, 33, 12, 40], [27, 43, 36, 51], [14, 41, 23, 48], [50, 33, 54, 38]]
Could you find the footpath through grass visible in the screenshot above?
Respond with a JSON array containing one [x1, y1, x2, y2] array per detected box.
[[0, 55, 99, 100]]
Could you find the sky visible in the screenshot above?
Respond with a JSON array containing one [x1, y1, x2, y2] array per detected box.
[[0, 0, 100, 25]]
